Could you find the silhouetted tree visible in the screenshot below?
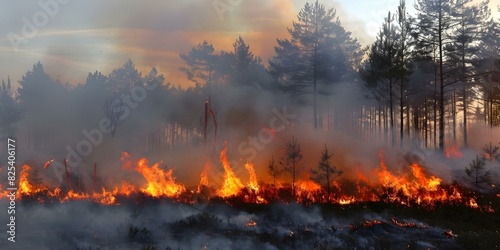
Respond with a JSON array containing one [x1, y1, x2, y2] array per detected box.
[[310, 145, 342, 202], [106, 59, 142, 94], [0, 77, 21, 139], [279, 137, 303, 198], [465, 155, 491, 188], [415, 0, 454, 150], [222, 35, 268, 88], [269, 1, 363, 129], [268, 155, 281, 187]]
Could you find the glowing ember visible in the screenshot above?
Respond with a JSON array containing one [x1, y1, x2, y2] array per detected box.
[[339, 196, 356, 205], [468, 198, 478, 209], [217, 147, 244, 197], [43, 159, 55, 169], [246, 220, 257, 227]]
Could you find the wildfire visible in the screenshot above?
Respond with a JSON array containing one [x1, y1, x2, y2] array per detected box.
[[198, 161, 211, 193], [2, 147, 490, 210], [118, 181, 136, 197], [19, 164, 46, 196], [339, 197, 356, 205], [245, 162, 259, 192], [445, 145, 463, 159], [374, 151, 463, 205], [43, 159, 55, 169], [135, 158, 185, 198], [217, 147, 244, 197]]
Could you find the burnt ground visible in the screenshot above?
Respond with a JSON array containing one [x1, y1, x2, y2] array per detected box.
[[1, 197, 499, 250]]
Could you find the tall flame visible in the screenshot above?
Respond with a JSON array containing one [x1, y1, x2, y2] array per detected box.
[[217, 147, 244, 197], [245, 162, 259, 191]]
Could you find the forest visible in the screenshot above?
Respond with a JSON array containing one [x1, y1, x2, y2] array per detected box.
[[0, 0, 498, 158], [1, 0, 500, 249]]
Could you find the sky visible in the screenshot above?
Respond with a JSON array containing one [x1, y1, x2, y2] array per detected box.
[[0, 0, 498, 88]]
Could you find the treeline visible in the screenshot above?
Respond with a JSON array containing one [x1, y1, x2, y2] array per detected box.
[[0, 0, 498, 159]]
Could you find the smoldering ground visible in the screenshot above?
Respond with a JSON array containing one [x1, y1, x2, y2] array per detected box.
[[0, 201, 463, 250]]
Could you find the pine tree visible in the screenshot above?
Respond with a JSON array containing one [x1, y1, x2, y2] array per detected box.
[[415, 0, 454, 150], [268, 155, 281, 187], [482, 142, 500, 164], [311, 145, 343, 202], [0, 77, 21, 139], [465, 155, 491, 187], [362, 11, 400, 146], [447, 0, 491, 146], [269, 0, 363, 129], [179, 41, 219, 103], [279, 137, 303, 198], [222, 35, 267, 88], [395, 0, 414, 145]]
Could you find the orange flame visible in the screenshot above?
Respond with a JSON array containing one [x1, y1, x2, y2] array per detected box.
[[445, 145, 463, 159], [135, 158, 185, 198], [43, 159, 55, 169], [217, 147, 244, 197], [198, 161, 211, 193], [245, 162, 259, 192]]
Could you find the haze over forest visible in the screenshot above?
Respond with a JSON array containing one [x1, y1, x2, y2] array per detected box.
[[0, 0, 499, 186]]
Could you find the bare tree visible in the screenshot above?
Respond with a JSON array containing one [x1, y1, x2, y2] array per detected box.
[[103, 98, 125, 137]]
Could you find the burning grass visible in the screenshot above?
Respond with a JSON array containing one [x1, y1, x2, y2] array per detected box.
[[5, 148, 498, 215]]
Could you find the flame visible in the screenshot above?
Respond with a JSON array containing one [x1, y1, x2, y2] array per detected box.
[[43, 159, 55, 169], [2, 147, 484, 209], [118, 181, 136, 196], [198, 161, 211, 192], [339, 196, 356, 205], [468, 198, 478, 209], [121, 152, 133, 170], [217, 147, 244, 197], [245, 162, 259, 191], [135, 158, 185, 198], [445, 145, 463, 159], [19, 164, 47, 196], [374, 151, 462, 205]]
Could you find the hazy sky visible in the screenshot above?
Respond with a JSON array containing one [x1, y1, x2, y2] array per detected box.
[[0, 0, 498, 88]]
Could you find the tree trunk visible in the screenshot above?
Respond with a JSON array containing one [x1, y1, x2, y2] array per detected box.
[[438, 0, 445, 151]]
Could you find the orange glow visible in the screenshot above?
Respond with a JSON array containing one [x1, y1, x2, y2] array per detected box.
[[246, 220, 257, 227], [19, 164, 47, 196], [374, 151, 463, 206], [135, 158, 185, 198], [245, 162, 259, 192], [118, 181, 136, 197], [217, 147, 244, 197], [43, 159, 55, 169], [198, 161, 211, 193], [445, 145, 463, 159], [468, 198, 479, 209], [121, 152, 133, 170], [2, 148, 485, 209]]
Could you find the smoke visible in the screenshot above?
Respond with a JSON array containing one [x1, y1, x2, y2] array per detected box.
[[0, 201, 462, 249]]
